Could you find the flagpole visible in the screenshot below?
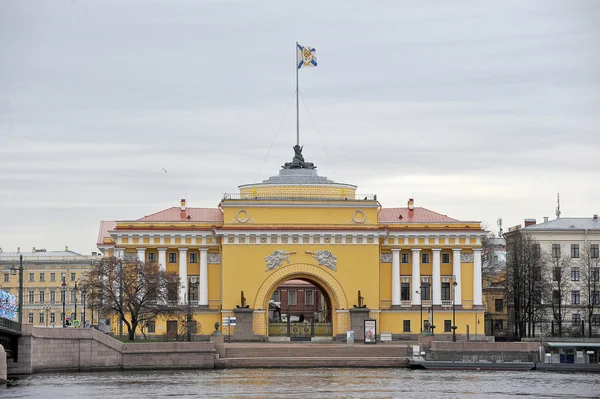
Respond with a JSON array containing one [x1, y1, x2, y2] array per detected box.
[[296, 42, 300, 146]]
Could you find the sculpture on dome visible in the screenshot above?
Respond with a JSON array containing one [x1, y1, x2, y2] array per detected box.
[[283, 145, 316, 169]]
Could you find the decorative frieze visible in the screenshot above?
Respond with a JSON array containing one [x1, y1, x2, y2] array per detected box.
[[380, 253, 393, 263], [460, 253, 474, 263], [207, 253, 220, 264]]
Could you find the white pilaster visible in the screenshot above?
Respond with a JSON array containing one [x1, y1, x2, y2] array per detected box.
[[178, 248, 188, 305], [115, 248, 124, 259], [136, 248, 146, 262], [411, 248, 421, 305], [473, 248, 483, 306], [199, 248, 208, 307], [391, 249, 401, 306], [432, 248, 442, 306], [452, 248, 462, 306], [158, 248, 167, 273]]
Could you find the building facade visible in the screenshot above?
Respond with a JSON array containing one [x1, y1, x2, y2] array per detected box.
[[0, 247, 102, 328], [517, 216, 600, 335], [97, 149, 487, 340]]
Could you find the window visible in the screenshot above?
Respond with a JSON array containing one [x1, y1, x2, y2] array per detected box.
[[168, 253, 177, 263], [441, 283, 451, 301], [3, 273, 8, 282], [420, 284, 431, 301], [403, 320, 411, 332], [553, 267, 561, 282], [39, 272, 45, 282], [305, 290, 314, 305], [572, 313, 581, 325], [401, 253, 410, 264], [552, 290, 560, 305], [146, 321, 156, 333], [39, 290, 45, 304], [552, 244, 561, 258], [50, 312, 56, 324], [592, 244, 600, 259], [288, 290, 297, 306], [71, 272, 76, 281], [189, 253, 198, 263], [188, 282, 198, 302], [571, 267, 580, 281], [533, 244, 541, 259], [28, 312, 34, 324], [272, 290, 280, 303], [444, 320, 452, 332], [495, 299, 504, 312], [571, 290, 581, 305], [50, 272, 56, 282], [146, 252, 156, 263], [29, 273, 35, 282], [441, 253, 450, 264], [167, 283, 178, 302], [39, 312, 45, 324], [571, 244, 579, 258], [593, 268, 600, 282], [593, 291, 600, 306], [421, 253, 430, 264], [60, 290, 66, 302], [401, 283, 410, 301], [592, 315, 600, 326], [29, 290, 35, 303]]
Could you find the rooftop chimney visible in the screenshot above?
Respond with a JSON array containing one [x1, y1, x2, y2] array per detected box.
[[181, 198, 186, 211], [594, 214, 598, 221], [408, 198, 414, 211], [0, 247, 3, 253], [543, 216, 549, 223], [32, 246, 36, 252], [17, 247, 20, 253], [65, 245, 69, 252], [524, 218, 536, 227]]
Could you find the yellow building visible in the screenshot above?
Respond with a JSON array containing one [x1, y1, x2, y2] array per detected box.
[[97, 149, 487, 340], [0, 247, 102, 327]]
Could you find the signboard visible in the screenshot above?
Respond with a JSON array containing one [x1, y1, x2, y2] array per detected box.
[[222, 317, 237, 327], [364, 319, 377, 344], [73, 320, 80, 328], [346, 330, 355, 345]]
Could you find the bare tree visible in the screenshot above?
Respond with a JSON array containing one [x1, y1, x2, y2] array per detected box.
[[505, 231, 544, 338], [542, 244, 572, 337], [580, 242, 600, 337], [85, 256, 181, 341]]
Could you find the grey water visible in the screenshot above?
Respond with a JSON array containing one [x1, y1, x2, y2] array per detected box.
[[2, 368, 599, 399]]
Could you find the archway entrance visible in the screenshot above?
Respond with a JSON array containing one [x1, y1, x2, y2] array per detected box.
[[253, 263, 348, 341]]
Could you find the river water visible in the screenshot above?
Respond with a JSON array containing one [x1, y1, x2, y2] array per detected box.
[[2, 368, 599, 399]]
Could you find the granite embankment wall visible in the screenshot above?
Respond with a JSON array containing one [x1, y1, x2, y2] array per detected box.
[[8, 325, 215, 375]]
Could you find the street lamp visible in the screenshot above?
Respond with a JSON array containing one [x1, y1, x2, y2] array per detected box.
[[73, 282, 79, 327], [81, 284, 87, 327], [61, 274, 67, 327], [452, 276, 458, 342], [43, 304, 52, 327], [10, 255, 24, 329]]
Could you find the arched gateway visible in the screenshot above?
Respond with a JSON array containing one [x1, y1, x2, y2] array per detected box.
[[254, 263, 348, 339], [98, 146, 487, 341]]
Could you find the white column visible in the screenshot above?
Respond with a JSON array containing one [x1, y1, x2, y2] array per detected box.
[[452, 248, 462, 306], [136, 248, 146, 262], [199, 248, 208, 307], [158, 248, 167, 272], [432, 248, 442, 306], [411, 249, 421, 305], [473, 248, 483, 306], [115, 248, 124, 259], [178, 248, 188, 305], [391, 249, 401, 306]]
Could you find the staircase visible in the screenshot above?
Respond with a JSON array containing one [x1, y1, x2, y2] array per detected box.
[[215, 342, 411, 368]]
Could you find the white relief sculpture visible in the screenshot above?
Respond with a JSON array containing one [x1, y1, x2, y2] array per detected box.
[[265, 250, 296, 271], [207, 253, 220, 264], [380, 253, 393, 263], [306, 250, 337, 271], [460, 253, 474, 263]]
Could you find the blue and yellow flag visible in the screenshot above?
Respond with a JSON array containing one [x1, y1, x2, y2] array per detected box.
[[297, 44, 317, 69]]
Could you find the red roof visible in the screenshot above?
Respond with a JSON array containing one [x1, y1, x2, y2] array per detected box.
[[137, 207, 223, 223], [97, 221, 117, 245], [378, 207, 459, 224]]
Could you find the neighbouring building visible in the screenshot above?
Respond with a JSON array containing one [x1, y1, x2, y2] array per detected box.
[[508, 215, 600, 336], [482, 237, 508, 337], [97, 147, 487, 341], [270, 279, 326, 322], [0, 247, 103, 328]]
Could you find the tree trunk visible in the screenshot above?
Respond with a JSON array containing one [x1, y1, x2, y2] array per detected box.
[[128, 320, 138, 341]]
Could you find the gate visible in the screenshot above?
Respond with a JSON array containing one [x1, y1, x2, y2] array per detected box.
[[269, 321, 332, 340]]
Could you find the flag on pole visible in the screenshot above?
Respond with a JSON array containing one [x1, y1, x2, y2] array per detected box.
[[297, 44, 317, 69]]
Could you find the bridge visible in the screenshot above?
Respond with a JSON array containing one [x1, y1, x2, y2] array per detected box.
[[0, 317, 21, 361]]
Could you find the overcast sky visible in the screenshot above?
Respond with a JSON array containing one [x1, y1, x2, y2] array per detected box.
[[1, 0, 599, 255]]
